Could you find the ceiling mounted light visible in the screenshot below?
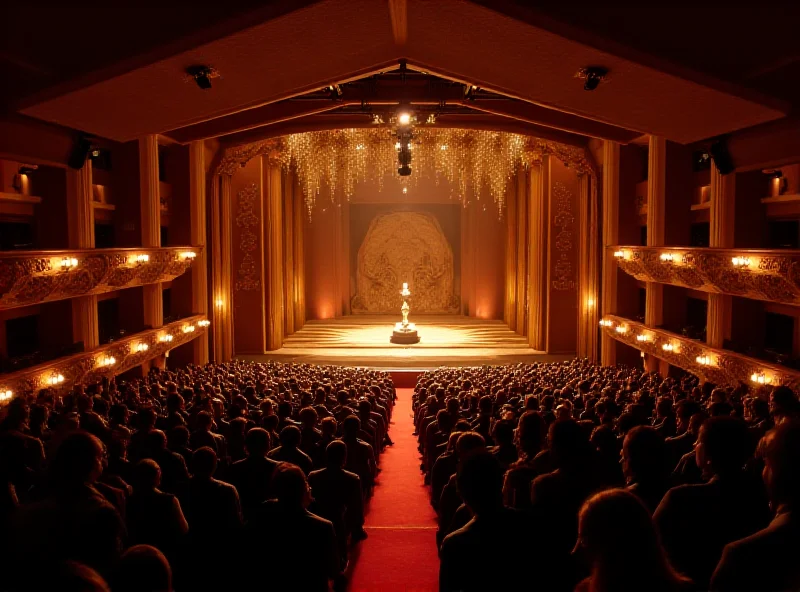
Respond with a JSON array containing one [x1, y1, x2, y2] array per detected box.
[[185, 65, 220, 90], [576, 66, 609, 91]]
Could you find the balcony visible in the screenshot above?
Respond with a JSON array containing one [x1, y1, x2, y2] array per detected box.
[[0, 314, 209, 401], [610, 246, 800, 306], [600, 314, 800, 390], [0, 246, 201, 310]]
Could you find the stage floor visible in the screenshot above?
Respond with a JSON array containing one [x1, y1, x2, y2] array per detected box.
[[237, 315, 573, 368]]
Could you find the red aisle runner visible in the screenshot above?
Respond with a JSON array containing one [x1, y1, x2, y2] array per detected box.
[[348, 388, 439, 592]]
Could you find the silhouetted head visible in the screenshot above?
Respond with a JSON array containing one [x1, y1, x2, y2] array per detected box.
[[622, 426, 667, 485], [320, 416, 338, 437], [45, 561, 110, 592], [455, 431, 486, 460], [548, 418, 590, 469], [245, 427, 271, 457], [456, 451, 504, 515], [299, 406, 318, 428], [146, 429, 168, 451], [114, 545, 172, 592], [343, 415, 361, 438], [51, 431, 105, 487], [492, 419, 515, 447], [326, 440, 347, 468], [696, 416, 751, 478], [133, 459, 161, 490], [271, 462, 311, 508], [191, 446, 218, 479], [279, 425, 302, 448]]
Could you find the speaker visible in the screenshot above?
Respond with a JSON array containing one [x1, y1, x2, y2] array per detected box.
[[68, 136, 93, 170], [710, 139, 734, 175]]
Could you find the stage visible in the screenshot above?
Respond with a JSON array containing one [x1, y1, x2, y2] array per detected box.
[[237, 315, 573, 368]]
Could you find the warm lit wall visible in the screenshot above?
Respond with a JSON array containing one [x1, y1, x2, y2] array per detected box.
[[305, 201, 340, 320]]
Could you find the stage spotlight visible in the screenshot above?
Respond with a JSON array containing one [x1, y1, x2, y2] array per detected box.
[[185, 65, 218, 90], [398, 112, 411, 126]]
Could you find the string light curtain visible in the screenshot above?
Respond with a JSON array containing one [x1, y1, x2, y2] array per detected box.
[[280, 128, 530, 216]]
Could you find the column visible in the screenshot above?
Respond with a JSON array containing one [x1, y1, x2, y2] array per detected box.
[[189, 141, 209, 364], [504, 173, 517, 328], [527, 159, 548, 350], [264, 161, 285, 350], [67, 160, 99, 350], [340, 201, 351, 316], [139, 135, 163, 330], [515, 167, 528, 335], [707, 162, 734, 348], [577, 173, 599, 360], [645, 136, 666, 372], [601, 141, 620, 365], [283, 170, 296, 335], [293, 174, 306, 329], [212, 175, 235, 361]]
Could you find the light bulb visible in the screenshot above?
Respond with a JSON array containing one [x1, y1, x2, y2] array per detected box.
[[398, 112, 411, 125]]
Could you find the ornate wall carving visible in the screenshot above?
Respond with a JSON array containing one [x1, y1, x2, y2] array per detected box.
[[612, 246, 800, 306], [552, 180, 576, 291], [0, 247, 200, 311], [351, 211, 459, 313], [601, 314, 800, 390], [0, 315, 209, 400], [235, 183, 261, 291]]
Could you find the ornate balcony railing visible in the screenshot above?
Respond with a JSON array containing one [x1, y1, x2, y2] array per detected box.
[[0, 246, 202, 310], [610, 246, 800, 306], [600, 314, 800, 390], [0, 314, 209, 401]]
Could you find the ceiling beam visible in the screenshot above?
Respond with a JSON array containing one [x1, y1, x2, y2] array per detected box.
[[219, 112, 587, 148], [454, 98, 640, 143]]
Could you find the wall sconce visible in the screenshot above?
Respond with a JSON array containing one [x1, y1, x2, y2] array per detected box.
[[659, 253, 674, 262], [599, 318, 613, 327], [180, 251, 197, 260], [215, 298, 224, 308], [60, 257, 79, 269], [135, 254, 150, 264], [197, 320, 210, 327], [47, 372, 65, 386], [615, 325, 628, 334], [134, 343, 149, 353], [731, 256, 751, 267], [636, 334, 650, 342], [98, 354, 116, 367], [662, 343, 675, 352], [159, 334, 174, 343], [586, 298, 596, 308], [0, 389, 12, 402], [696, 355, 712, 366], [182, 324, 196, 333], [750, 372, 771, 385], [613, 250, 625, 259]]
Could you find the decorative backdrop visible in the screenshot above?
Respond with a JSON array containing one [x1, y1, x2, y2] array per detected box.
[[351, 211, 459, 313]]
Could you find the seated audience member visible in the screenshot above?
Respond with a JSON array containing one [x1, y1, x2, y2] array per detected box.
[[437, 432, 486, 548], [313, 416, 339, 469], [590, 424, 624, 489], [770, 385, 800, 424], [309, 440, 366, 568], [622, 426, 670, 513], [112, 545, 172, 592], [654, 416, 770, 589], [126, 459, 188, 561], [711, 420, 800, 592], [671, 411, 708, 485], [439, 452, 550, 592], [341, 415, 377, 497], [575, 489, 693, 592], [431, 431, 463, 511], [488, 419, 518, 472], [268, 425, 313, 475], [144, 429, 189, 495], [226, 427, 280, 520], [246, 463, 339, 592], [502, 410, 547, 509], [298, 406, 322, 458]]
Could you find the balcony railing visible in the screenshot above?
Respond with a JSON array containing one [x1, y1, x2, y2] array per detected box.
[[610, 245, 800, 305], [0, 246, 201, 310], [600, 314, 800, 390], [0, 314, 209, 401]]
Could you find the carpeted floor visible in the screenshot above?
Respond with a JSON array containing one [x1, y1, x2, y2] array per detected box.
[[348, 387, 439, 592]]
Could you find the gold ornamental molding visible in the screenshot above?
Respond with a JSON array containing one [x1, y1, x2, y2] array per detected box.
[[0, 315, 209, 402], [611, 246, 800, 306], [600, 314, 800, 390], [0, 246, 202, 310]]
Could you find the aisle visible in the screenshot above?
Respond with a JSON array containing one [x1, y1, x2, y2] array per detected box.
[[348, 388, 439, 592]]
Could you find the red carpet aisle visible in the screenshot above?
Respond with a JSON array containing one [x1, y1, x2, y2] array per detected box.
[[348, 388, 439, 592]]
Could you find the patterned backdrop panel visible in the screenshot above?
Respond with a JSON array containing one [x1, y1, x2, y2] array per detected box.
[[351, 211, 460, 313]]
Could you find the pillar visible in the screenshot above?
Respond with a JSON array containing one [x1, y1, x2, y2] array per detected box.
[[189, 141, 209, 364], [527, 160, 548, 350], [212, 175, 235, 362], [577, 173, 599, 360], [293, 174, 306, 329], [66, 160, 99, 350], [504, 173, 517, 329], [139, 135, 163, 331], [645, 136, 666, 372], [707, 162, 734, 348], [601, 141, 620, 365], [283, 171, 296, 335], [515, 167, 528, 335], [264, 161, 285, 350]]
